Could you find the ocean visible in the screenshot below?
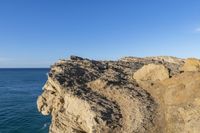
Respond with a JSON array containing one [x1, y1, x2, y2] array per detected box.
[[0, 69, 51, 133]]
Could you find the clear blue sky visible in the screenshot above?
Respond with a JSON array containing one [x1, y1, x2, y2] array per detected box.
[[0, 0, 200, 68]]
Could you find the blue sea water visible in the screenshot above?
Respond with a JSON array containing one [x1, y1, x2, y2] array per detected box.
[[0, 69, 51, 133]]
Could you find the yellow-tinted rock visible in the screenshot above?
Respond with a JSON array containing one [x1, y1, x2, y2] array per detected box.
[[181, 58, 200, 72], [133, 64, 169, 82], [136, 72, 200, 133]]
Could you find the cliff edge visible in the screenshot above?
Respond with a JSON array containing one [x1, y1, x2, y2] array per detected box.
[[37, 56, 200, 133]]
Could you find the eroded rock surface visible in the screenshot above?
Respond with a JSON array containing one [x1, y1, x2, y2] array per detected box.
[[139, 72, 200, 133], [180, 58, 200, 72], [37, 56, 200, 133]]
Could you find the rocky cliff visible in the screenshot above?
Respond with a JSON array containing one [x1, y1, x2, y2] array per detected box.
[[37, 56, 200, 133]]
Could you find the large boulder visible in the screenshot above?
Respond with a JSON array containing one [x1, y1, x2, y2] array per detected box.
[[133, 64, 169, 83]]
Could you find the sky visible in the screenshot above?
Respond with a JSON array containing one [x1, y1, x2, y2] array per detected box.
[[0, 0, 200, 68]]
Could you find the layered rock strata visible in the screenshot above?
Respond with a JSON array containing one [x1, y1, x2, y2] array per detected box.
[[37, 56, 200, 133]]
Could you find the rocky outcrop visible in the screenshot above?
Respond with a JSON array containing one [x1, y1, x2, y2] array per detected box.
[[180, 58, 200, 72], [37, 55, 200, 133]]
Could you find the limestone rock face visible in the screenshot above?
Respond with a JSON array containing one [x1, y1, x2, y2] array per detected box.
[[133, 64, 169, 83], [37, 56, 158, 133], [181, 58, 200, 72], [139, 72, 200, 133], [164, 72, 200, 133], [37, 55, 200, 133]]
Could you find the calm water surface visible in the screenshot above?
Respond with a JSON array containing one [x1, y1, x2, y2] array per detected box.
[[0, 69, 51, 133]]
